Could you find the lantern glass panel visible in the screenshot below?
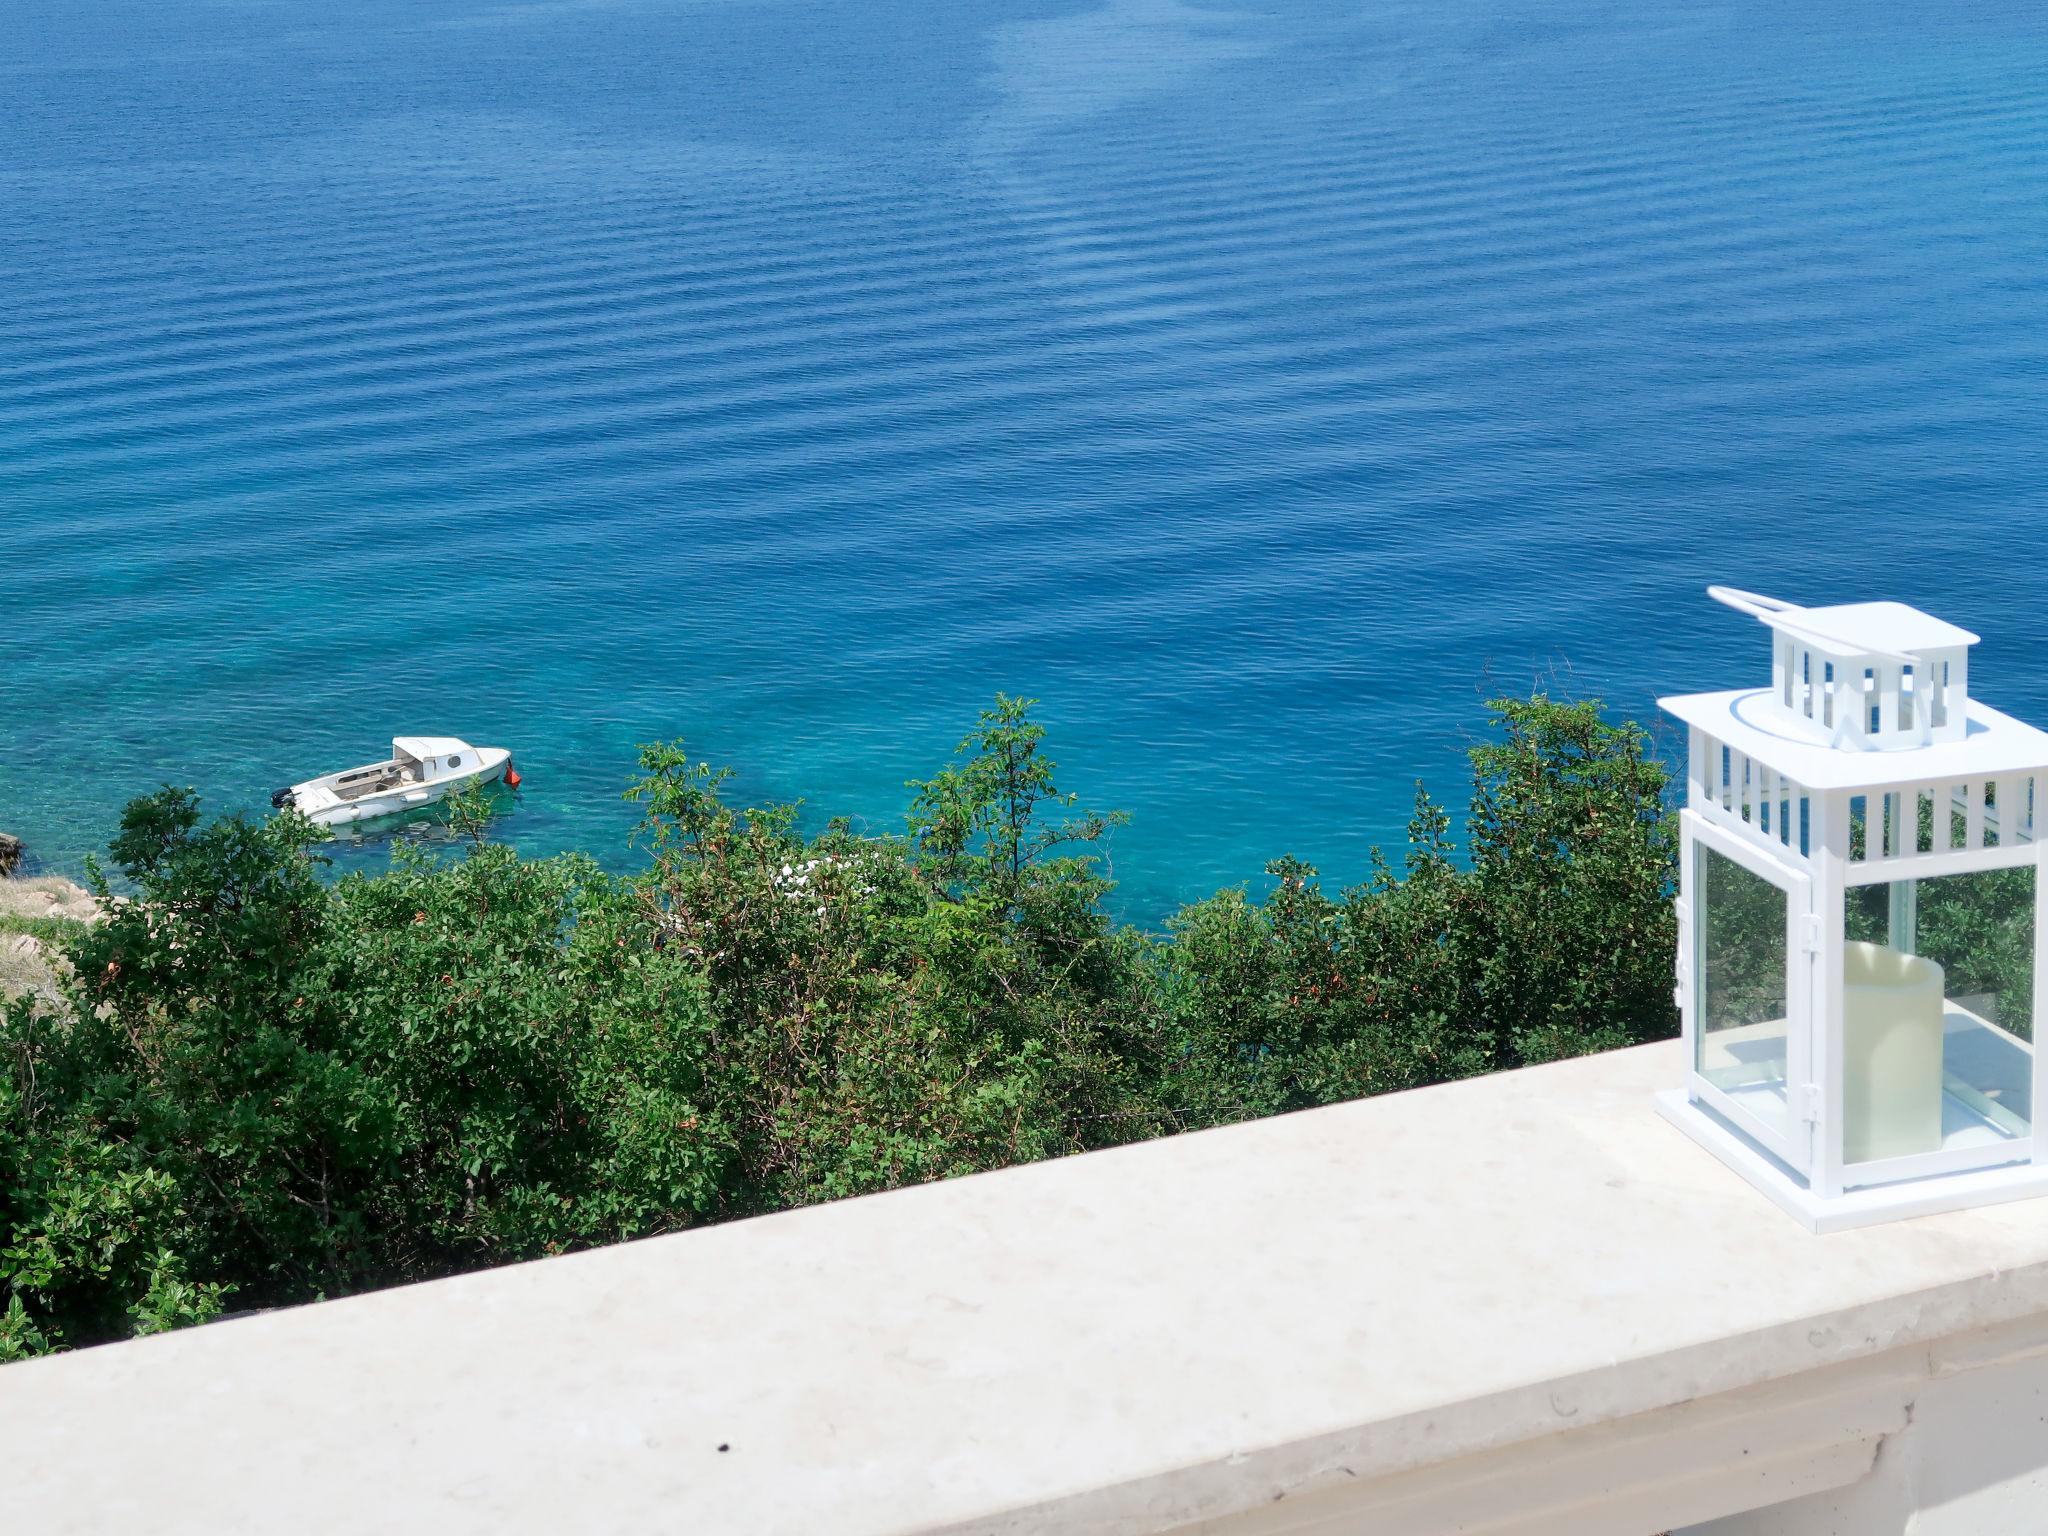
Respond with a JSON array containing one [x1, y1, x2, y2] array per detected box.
[[1841, 867, 2036, 1167], [1697, 844, 1793, 1140]]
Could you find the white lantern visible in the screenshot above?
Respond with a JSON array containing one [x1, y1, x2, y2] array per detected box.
[[1659, 587, 2048, 1230]]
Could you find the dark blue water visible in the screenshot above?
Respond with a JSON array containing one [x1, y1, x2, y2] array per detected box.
[[5, 0, 2048, 914]]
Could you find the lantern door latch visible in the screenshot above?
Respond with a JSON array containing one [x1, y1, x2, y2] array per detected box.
[[1799, 1083, 1822, 1124], [1800, 915, 1824, 956]]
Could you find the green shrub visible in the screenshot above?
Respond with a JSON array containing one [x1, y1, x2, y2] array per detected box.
[[1, 691, 1677, 1358]]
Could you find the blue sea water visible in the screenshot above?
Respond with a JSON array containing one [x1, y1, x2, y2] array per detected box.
[[4, 0, 2048, 916]]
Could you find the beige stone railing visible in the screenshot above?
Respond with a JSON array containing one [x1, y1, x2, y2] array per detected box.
[[7, 1041, 2048, 1534]]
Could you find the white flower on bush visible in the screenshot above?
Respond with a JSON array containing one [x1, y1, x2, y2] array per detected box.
[[772, 855, 875, 916]]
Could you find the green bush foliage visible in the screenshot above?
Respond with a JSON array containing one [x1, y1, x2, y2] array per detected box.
[[1, 693, 1677, 1361]]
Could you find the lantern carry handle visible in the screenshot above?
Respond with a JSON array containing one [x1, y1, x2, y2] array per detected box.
[[1706, 585, 1799, 621]]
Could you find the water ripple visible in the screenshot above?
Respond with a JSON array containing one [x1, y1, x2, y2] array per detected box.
[[5, 0, 2048, 914]]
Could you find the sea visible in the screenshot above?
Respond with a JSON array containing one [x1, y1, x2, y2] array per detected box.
[[5, 0, 2048, 917]]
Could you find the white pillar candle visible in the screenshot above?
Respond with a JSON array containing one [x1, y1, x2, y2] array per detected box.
[[1842, 941, 1946, 1163]]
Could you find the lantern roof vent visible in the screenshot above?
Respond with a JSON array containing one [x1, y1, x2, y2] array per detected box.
[[1707, 585, 1979, 752]]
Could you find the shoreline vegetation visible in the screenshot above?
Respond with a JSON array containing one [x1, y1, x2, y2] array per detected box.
[[1, 693, 1677, 1361]]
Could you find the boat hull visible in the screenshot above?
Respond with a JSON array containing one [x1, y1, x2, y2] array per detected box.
[[292, 746, 512, 827]]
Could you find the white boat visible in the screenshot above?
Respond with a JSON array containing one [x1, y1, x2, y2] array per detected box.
[[271, 736, 514, 827]]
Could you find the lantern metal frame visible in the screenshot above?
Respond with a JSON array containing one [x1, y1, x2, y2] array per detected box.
[[1656, 589, 2048, 1232]]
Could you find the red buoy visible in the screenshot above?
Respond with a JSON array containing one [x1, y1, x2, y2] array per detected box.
[[504, 765, 523, 789]]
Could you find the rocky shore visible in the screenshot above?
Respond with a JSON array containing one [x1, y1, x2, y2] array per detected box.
[[0, 834, 98, 1008]]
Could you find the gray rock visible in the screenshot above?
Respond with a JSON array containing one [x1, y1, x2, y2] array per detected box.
[[0, 875, 98, 926], [0, 831, 21, 878], [0, 930, 61, 1008]]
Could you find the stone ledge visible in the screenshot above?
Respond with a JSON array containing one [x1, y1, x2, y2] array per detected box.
[[9, 1041, 2048, 1534]]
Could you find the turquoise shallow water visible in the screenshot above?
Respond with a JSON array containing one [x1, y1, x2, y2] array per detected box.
[[4, 0, 2048, 914]]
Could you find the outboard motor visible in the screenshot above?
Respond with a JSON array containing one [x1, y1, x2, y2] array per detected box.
[[270, 786, 297, 810]]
